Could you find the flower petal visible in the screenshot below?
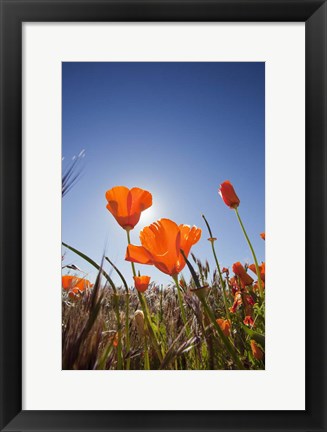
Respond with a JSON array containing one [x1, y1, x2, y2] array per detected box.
[[129, 187, 152, 214], [125, 244, 153, 265], [139, 218, 181, 275], [105, 186, 129, 219], [177, 224, 202, 272]]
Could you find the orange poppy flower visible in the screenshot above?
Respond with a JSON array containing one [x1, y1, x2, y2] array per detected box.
[[250, 340, 264, 360], [62, 275, 93, 300], [216, 318, 231, 337], [105, 186, 152, 230], [248, 262, 265, 282], [260, 232, 265, 240], [133, 275, 151, 293], [218, 180, 240, 209], [62, 275, 93, 291], [232, 262, 254, 287], [125, 218, 201, 277]]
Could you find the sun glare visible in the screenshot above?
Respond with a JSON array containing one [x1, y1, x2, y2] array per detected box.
[[140, 206, 156, 224]]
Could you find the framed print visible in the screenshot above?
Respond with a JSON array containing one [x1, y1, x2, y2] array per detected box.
[[0, 0, 326, 431], [60, 60, 266, 373]]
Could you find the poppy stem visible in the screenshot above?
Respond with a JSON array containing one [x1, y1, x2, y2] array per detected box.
[[105, 256, 130, 370], [124, 294, 131, 370], [202, 215, 230, 320], [144, 333, 150, 370], [126, 230, 163, 363], [137, 291, 163, 363], [234, 208, 264, 299], [126, 230, 137, 277], [172, 275, 190, 337]]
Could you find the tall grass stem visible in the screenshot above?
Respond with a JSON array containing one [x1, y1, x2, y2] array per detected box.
[[202, 215, 230, 319], [172, 275, 190, 337]]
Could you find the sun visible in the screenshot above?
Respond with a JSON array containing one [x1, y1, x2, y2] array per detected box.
[[140, 206, 156, 224]]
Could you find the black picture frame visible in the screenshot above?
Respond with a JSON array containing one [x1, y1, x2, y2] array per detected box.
[[0, 0, 326, 431]]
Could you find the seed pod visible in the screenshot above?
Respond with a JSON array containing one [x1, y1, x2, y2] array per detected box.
[[134, 309, 145, 337]]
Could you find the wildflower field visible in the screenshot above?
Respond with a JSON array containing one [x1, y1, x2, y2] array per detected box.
[[62, 182, 265, 370]]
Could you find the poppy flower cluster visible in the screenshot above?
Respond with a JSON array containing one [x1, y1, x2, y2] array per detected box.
[[104, 182, 264, 359], [105, 186, 202, 291], [226, 259, 265, 328]]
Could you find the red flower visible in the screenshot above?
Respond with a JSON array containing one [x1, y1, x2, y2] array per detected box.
[[260, 232, 265, 240], [229, 291, 242, 313], [218, 181, 240, 209], [243, 315, 255, 327], [133, 275, 151, 293], [245, 295, 255, 306], [232, 262, 254, 287]]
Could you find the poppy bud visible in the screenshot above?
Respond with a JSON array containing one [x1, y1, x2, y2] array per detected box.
[[243, 315, 255, 327], [133, 275, 151, 293], [216, 318, 231, 337], [113, 333, 119, 348], [250, 340, 264, 360], [219, 181, 240, 209], [232, 262, 254, 287], [229, 291, 242, 313], [134, 310, 145, 337]]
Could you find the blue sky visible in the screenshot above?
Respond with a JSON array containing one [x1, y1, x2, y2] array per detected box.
[[62, 62, 265, 287]]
